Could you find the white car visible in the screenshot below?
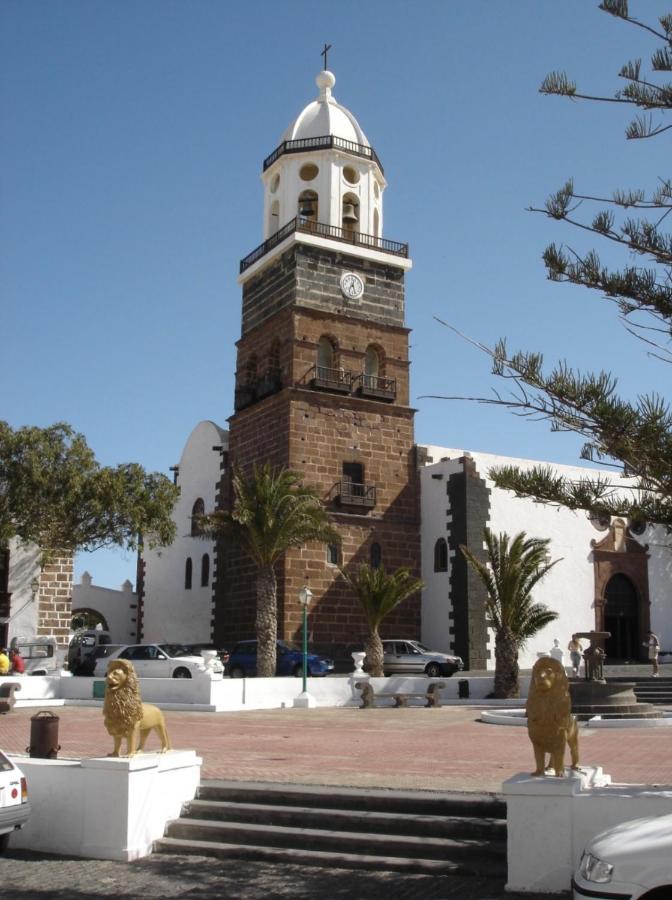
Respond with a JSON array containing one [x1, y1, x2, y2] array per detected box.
[[93, 643, 223, 679], [573, 812, 672, 899], [0, 751, 31, 853]]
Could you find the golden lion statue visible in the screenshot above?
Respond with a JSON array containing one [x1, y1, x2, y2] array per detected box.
[[103, 659, 171, 757], [526, 656, 579, 777]]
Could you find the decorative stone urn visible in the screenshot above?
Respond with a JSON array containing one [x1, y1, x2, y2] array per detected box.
[[351, 651, 366, 676], [200, 650, 223, 679]]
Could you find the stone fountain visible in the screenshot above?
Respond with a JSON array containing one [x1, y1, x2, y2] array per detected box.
[[570, 630, 660, 720]]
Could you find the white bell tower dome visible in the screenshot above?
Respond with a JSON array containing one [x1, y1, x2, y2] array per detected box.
[[261, 70, 386, 242]]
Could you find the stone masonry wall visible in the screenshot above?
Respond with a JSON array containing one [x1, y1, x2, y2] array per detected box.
[[37, 554, 73, 646]]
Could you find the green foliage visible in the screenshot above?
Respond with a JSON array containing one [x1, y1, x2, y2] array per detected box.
[[199, 462, 340, 678], [339, 563, 423, 632], [0, 421, 178, 553], [461, 530, 560, 698], [199, 463, 340, 567], [339, 563, 423, 677]]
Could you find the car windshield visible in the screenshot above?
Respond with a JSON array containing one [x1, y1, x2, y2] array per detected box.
[[411, 642, 432, 653], [158, 644, 197, 658]]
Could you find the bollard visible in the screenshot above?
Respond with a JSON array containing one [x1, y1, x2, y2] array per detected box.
[[27, 710, 61, 759], [458, 678, 470, 699]]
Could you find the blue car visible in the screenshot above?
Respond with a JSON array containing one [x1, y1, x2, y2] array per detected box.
[[228, 640, 334, 678]]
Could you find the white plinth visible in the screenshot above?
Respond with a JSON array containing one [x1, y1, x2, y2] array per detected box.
[[10, 749, 201, 860], [293, 691, 317, 708]]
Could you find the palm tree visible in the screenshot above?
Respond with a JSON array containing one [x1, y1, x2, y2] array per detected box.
[[460, 529, 560, 699], [339, 563, 424, 677], [200, 463, 340, 677]]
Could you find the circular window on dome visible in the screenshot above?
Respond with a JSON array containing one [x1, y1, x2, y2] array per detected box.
[[270, 173, 280, 194], [628, 518, 647, 536], [343, 165, 360, 185], [588, 511, 611, 531], [299, 163, 319, 182]]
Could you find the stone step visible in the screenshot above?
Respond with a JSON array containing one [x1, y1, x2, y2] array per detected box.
[[155, 835, 491, 876], [196, 779, 506, 818], [154, 780, 508, 876], [164, 817, 506, 866], [184, 798, 507, 839]]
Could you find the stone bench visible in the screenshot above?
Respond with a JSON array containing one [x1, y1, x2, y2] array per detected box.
[[355, 681, 445, 709], [0, 681, 21, 714]]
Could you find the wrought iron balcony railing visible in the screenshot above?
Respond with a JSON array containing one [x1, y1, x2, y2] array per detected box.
[[263, 134, 384, 174], [333, 481, 377, 510], [240, 217, 408, 273], [352, 373, 396, 402], [305, 365, 352, 394]]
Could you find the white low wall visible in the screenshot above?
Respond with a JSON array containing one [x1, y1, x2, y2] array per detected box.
[[7, 672, 499, 712], [504, 767, 672, 893], [9, 751, 201, 860]]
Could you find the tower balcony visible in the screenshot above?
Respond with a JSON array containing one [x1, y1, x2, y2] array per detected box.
[[305, 365, 352, 395], [352, 373, 396, 403], [240, 217, 408, 274], [234, 368, 283, 412], [263, 134, 384, 174], [332, 481, 377, 510]]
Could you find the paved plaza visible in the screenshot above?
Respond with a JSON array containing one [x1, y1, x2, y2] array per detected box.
[[1, 689, 671, 898]]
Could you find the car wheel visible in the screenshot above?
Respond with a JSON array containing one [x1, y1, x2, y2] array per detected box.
[[0, 832, 10, 855], [293, 663, 304, 677], [229, 666, 245, 678], [425, 662, 442, 678], [172, 667, 192, 679]]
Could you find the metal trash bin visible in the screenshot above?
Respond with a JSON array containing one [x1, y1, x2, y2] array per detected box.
[[27, 710, 61, 759], [458, 679, 470, 699]]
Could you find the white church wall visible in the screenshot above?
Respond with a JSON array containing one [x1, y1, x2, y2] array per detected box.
[[72, 572, 138, 644], [5, 539, 41, 645], [644, 528, 672, 655], [141, 420, 227, 645], [420, 445, 659, 670]]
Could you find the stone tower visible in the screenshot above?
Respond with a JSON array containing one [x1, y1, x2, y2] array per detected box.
[[214, 70, 421, 657]]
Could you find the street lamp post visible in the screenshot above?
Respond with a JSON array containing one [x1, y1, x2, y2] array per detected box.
[[294, 585, 316, 708]]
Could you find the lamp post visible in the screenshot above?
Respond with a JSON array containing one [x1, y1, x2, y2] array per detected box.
[[294, 585, 316, 708]]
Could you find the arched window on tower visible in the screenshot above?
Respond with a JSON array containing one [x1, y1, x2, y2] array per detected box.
[[434, 538, 448, 573], [245, 354, 258, 386], [317, 335, 335, 377], [298, 190, 318, 226], [373, 207, 380, 240], [201, 553, 210, 587], [370, 542, 382, 569], [342, 193, 360, 239], [184, 557, 193, 590], [269, 199, 280, 235], [191, 499, 205, 537]]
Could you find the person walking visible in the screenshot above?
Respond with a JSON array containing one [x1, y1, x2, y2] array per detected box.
[[8, 648, 25, 675], [645, 631, 660, 677], [567, 635, 583, 677]]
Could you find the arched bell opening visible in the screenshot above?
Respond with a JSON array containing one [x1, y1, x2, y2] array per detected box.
[[317, 335, 337, 376], [268, 199, 280, 236], [342, 192, 359, 238], [298, 189, 318, 225]]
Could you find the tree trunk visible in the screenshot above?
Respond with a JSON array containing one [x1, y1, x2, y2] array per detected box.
[[494, 627, 519, 699], [364, 629, 384, 677], [255, 564, 277, 678]]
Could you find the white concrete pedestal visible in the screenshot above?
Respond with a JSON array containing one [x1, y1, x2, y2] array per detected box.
[[293, 691, 317, 708], [10, 750, 201, 860]]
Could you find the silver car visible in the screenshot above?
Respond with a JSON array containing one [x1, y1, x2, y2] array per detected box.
[[382, 639, 463, 678], [93, 643, 223, 679]]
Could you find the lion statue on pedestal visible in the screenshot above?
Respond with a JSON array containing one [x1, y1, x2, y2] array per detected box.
[[526, 656, 579, 777], [103, 658, 171, 758]]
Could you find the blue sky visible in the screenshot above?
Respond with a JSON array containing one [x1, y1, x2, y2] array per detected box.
[[2, 0, 669, 589]]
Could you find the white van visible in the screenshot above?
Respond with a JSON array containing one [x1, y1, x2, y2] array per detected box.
[[11, 636, 63, 676]]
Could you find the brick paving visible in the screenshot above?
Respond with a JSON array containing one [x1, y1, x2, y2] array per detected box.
[[1, 693, 670, 897]]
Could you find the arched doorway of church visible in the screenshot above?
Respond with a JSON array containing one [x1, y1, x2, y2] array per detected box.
[[603, 573, 639, 661]]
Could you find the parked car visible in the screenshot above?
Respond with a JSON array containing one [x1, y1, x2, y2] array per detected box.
[[381, 640, 463, 677], [92, 643, 223, 679], [573, 812, 672, 899], [77, 644, 125, 677], [0, 751, 31, 854], [159, 643, 230, 671], [228, 640, 334, 678], [68, 629, 113, 675]]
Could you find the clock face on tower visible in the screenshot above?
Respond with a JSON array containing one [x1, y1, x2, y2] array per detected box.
[[340, 271, 364, 301]]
